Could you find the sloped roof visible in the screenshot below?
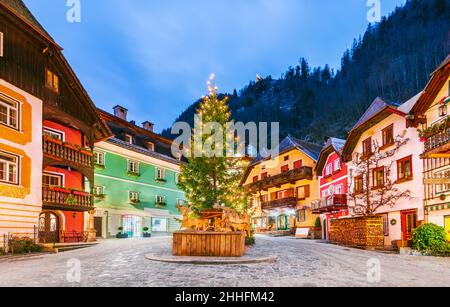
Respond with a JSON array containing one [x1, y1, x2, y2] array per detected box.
[[314, 137, 346, 175], [250, 135, 323, 166], [352, 97, 401, 130], [398, 92, 422, 114], [0, 0, 56, 45]]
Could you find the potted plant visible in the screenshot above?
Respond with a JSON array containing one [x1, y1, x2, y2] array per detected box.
[[143, 227, 151, 238], [116, 227, 129, 239]]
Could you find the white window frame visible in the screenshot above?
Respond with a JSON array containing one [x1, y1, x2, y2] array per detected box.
[[0, 151, 19, 185], [124, 134, 133, 144], [128, 160, 139, 174], [156, 167, 165, 180], [334, 159, 341, 171], [0, 93, 20, 130], [43, 171, 64, 187], [43, 127, 65, 141], [94, 185, 105, 196], [94, 151, 105, 166], [156, 195, 165, 204], [335, 184, 343, 195], [129, 191, 140, 202], [175, 173, 180, 184], [325, 163, 332, 176]]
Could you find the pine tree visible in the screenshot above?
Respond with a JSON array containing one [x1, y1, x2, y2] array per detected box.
[[177, 75, 249, 215]]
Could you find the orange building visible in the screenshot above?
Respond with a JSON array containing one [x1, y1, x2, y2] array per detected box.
[[243, 136, 323, 236]]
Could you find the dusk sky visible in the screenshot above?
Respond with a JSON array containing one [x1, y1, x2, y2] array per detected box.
[[25, 0, 406, 133]]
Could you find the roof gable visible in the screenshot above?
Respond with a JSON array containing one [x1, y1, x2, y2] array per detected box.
[[315, 137, 346, 175]]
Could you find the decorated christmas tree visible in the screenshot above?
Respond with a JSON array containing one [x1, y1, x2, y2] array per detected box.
[[177, 75, 249, 216]]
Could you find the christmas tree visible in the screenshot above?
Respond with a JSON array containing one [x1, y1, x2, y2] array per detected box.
[[177, 75, 249, 215]]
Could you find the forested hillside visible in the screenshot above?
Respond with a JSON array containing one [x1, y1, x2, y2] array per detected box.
[[162, 0, 450, 143]]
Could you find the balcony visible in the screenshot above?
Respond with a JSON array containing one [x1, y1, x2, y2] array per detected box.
[[42, 186, 94, 211], [43, 136, 93, 169], [261, 197, 298, 211], [246, 167, 313, 192], [422, 128, 450, 158], [311, 194, 348, 214]]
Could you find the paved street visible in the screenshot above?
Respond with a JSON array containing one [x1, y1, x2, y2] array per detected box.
[[0, 236, 449, 287]]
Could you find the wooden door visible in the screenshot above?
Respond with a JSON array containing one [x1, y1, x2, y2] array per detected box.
[[38, 212, 59, 243], [94, 217, 103, 238], [401, 210, 417, 241], [445, 216, 450, 242]]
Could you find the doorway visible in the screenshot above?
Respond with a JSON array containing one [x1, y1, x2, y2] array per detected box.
[[445, 216, 450, 242], [401, 210, 417, 242], [38, 212, 59, 243], [277, 215, 289, 231], [323, 219, 327, 240], [94, 217, 103, 238]]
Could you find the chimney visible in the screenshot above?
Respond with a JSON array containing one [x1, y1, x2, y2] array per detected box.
[[113, 105, 128, 120], [142, 121, 154, 132]]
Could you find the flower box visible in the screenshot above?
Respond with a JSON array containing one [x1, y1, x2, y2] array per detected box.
[[156, 178, 167, 183], [72, 190, 91, 197], [44, 136, 63, 145], [49, 186, 71, 194], [127, 171, 141, 178]]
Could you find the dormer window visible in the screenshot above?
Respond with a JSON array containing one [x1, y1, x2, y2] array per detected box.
[[45, 69, 59, 93], [147, 142, 155, 152], [124, 134, 133, 144]]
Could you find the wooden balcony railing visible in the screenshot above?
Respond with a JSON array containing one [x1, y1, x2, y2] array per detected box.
[[246, 167, 313, 192], [42, 187, 94, 211], [311, 194, 348, 214], [261, 197, 298, 211], [43, 136, 93, 168], [423, 128, 450, 155]]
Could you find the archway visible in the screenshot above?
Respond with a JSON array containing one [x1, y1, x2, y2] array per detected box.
[[38, 212, 60, 243]]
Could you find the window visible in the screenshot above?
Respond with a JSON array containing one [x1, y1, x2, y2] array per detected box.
[[0, 94, 19, 130], [253, 176, 259, 183], [293, 160, 303, 169], [284, 155, 289, 162], [277, 189, 293, 199], [0, 151, 19, 185], [42, 172, 63, 187], [297, 185, 310, 200], [260, 195, 268, 203], [43, 127, 64, 141], [354, 175, 364, 194], [147, 142, 155, 152], [45, 69, 59, 93], [439, 104, 447, 117], [93, 186, 105, 196], [129, 191, 140, 203], [0, 32, 4, 57], [325, 164, 332, 176], [94, 151, 105, 166], [381, 214, 389, 237], [156, 168, 165, 180], [373, 167, 385, 188], [382, 125, 394, 147], [128, 160, 139, 174], [156, 195, 165, 204], [397, 156, 413, 182], [335, 184, 343, 195], [322, 190, 328, 198], [281, 165, 289, 173], [261, 172, 268, 180], [124, 134, 133, 144], [297, 209, 306, 223], [334, 159, 342, 172], [434, 168, 450, 194], [362, 138, 372, 157]]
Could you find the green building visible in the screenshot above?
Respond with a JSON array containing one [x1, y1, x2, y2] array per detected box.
[[92, 106, 185, 238]]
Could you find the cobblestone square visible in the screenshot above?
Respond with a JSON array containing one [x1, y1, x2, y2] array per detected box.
[[0, 236, 449, 287]]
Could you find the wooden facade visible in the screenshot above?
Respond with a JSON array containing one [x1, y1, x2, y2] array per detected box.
[[173, 231, 246, 257]]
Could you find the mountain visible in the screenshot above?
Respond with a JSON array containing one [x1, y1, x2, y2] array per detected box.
[[162, 0, 450, 143]]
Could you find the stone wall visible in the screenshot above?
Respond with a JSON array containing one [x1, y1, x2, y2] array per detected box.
[[330, 216, 384, 247]]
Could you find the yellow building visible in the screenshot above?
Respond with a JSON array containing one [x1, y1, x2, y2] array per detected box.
[[0, 80, 43, 248], [408, 56, 450, 241], [242, 136, 323, 235]]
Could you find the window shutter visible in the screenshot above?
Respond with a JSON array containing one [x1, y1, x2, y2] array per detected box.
[[305, 185, 310, 198]]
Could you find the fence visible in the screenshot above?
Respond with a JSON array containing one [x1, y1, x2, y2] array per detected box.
[[1, 226, 39, 254]]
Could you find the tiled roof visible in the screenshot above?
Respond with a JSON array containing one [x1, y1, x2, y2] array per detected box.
[[251, 135, 323, 165], [352, 97, 401, 130], [0, 0, 54, 42], [327, 137, 346, 154]]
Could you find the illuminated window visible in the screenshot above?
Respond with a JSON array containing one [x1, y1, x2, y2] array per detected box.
[[373, 167, 385, 188], [382, 125, 394, 147], [45, 69, 59, 93], [354, 175, 364, 194], [362, 138, 372, 156]]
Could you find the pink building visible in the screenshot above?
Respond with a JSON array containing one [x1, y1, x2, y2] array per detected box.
[[313, 138, 349, 240]]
